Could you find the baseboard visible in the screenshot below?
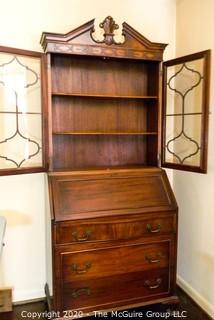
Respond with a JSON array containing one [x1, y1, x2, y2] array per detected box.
[[13, 296, 45, 306], [177, 275, 214, 319], [12, 289, 45, 305]]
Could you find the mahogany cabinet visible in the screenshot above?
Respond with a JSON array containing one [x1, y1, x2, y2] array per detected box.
[[47, 167, 178, 314], [39, 16, 210, 316]]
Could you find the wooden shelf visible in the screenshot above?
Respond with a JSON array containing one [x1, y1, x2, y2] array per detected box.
[[52, 92, 158, 100], [52, 132, 158, 135], [51, 165, 157, 173]]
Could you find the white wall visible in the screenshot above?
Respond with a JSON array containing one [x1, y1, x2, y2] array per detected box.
[[175, 0, 214, 318], [0, 0, 176, 303], [0, 173, 46, 301]]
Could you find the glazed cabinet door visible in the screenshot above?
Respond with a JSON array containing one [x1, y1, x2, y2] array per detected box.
[[0, 46, 47, 175], [162, 50, 210, 173]]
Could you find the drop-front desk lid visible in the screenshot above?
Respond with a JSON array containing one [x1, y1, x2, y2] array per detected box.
[[48, 167, 178, 221]]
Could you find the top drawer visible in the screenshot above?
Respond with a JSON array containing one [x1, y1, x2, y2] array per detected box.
[[55, 214, 176, 245], [49, 168, 177, 221]]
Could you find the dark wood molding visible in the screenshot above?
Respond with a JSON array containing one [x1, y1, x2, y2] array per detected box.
[[0, 167, 45, 176], [0, 45, 43, 57], [40, 16, 167, 61]]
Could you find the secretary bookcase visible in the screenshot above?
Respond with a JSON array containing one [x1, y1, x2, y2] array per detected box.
[[0, 15, 210, 317], [42, 16, 210, 315], [41, 18, 180, 314]]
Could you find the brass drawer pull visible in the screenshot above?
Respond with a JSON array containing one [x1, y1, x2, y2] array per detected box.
[[146, 223, 161, 233], [145, 252, 163, 264], [71, 261, 92, 274], [71, 287, 91, 298], [144, 278, 162, 289], [72, 230, 91, 242]]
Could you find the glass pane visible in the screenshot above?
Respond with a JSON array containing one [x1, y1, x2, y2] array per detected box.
[[165, 114, 201, 166], [166, 59, 203, 115], [0, 51, 43, 170], [162, 51, 210, 172]]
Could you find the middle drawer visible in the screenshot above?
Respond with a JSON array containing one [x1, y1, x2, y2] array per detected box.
[[59, 241, 170, 282]]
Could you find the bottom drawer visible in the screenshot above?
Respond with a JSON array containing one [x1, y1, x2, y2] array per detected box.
[[61, 268, 169, 311]]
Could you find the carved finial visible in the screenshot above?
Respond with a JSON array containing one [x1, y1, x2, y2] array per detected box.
[[91, 16, 124, 45], [99, 16, 119, 45]]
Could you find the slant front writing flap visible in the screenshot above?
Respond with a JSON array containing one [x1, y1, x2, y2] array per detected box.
[[49, 169, 177, 221]]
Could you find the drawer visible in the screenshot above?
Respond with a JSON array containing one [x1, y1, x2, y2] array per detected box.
[[61, 269, 169, 311], [55, 215, 176, 245], [60, 241, 170, 282]]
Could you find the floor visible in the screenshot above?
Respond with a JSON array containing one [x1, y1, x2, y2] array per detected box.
[[0, 287, 212, 320]]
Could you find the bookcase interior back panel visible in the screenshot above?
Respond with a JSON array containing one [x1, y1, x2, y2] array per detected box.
[[51, 55, 159, 96], [50, 54, 159, 170], [52, 135, 149, 169], [52, 97, 158, 133]]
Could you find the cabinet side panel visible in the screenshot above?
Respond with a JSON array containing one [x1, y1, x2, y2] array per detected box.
[[45, 174, 53, 296]]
